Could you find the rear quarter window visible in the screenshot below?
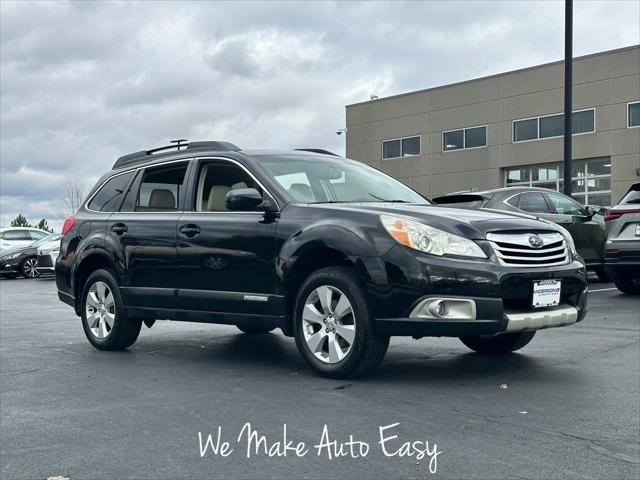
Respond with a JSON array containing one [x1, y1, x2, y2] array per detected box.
[[87, 172, 134, 212]]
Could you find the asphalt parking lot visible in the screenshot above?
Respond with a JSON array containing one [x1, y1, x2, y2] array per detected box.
[[1, 276, 638, 480]]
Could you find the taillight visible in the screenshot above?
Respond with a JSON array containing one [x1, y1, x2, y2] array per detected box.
[[604, 209, 640, 222], [61, 217, 75, 234]]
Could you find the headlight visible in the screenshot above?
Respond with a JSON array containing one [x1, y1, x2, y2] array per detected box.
[[1, 252, 20, 261], [556, 225, 577, 256], [380, 215, 487, 258]]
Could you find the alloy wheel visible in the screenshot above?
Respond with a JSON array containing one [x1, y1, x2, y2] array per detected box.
[[302, 285, 356, 364], [22, 258, 39, 278], [85, 281, 115, 339]]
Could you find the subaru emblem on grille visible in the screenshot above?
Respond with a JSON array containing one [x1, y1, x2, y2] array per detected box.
[[528, 235, 544, 248]]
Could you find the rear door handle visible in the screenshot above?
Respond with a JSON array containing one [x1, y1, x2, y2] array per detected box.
[[179, 224, 201, 237], [111, 223, 128, 235]]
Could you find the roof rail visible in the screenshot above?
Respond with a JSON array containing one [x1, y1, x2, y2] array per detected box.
[[112, 140, 241, 169], [294, 148, 340, 157]]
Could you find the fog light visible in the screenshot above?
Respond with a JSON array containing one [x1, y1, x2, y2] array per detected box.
[[410, 298, 476, 320], [427, 300, 447, 318]]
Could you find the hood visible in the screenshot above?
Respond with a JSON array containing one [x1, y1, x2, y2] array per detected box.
[[320, 202, 560, 239], [0, 244, 36, 257]]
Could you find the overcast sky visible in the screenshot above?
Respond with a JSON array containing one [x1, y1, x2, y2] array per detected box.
[[1, 0, 638, 228]]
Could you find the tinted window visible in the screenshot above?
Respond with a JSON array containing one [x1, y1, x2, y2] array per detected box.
[[2, 230, 30, 240], [443, 130, 463, 151], [134, 163, 188, 211], [465, 126, 486, 148], [401, 136, 420, 156], [515, 192, 551, 213], [382, 139, 401, 159], [539, 114, 563, 138], [546, 193, 584, 215], [513, 118, 538, 142], [573, 109, 594, 134], [88, 172, 134, 212], [629, 102, 640, 128]]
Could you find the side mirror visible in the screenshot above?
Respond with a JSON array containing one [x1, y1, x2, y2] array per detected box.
[[585, 206, 596, 219], [225, 188, 264, 211]]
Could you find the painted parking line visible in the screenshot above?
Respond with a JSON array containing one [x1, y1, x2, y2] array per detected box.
[[589, 287, 619, 292]]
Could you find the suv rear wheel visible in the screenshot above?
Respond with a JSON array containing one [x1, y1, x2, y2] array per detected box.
[[293, 267, 389, 378], [81, 269, 142, 350], [612, 275, 640, 294], [460, 331, 536, 355], [237, 325, 275, 334]]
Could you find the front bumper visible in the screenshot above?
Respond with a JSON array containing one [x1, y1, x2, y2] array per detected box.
[[0, 263, 20, 276], [36, 253, 56, 274], [367, 244, 588, 337]]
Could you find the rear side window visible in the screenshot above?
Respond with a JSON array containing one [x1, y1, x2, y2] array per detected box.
[[510, 192, 552, 213], [1, 230, 30, 240], [618, 185, 640, 205], [88, 172, 134, 212], [135, 162, 188, 211]]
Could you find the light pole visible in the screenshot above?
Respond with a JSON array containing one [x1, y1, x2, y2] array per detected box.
[[563, 0, 573, 196]]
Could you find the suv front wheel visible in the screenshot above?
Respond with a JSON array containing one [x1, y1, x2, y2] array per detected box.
[[81, 269, 142, 350], [293, 267, 389, 379]]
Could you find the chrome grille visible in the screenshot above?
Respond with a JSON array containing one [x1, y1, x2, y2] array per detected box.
[[486, 232, 569, 267]]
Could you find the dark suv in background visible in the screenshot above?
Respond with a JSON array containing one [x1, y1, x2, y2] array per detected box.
[[432, 187, 608, 281], [56, 141, 588, 378]]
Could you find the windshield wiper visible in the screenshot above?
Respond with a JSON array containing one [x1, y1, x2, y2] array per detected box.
[[367, 193, 409, 203]]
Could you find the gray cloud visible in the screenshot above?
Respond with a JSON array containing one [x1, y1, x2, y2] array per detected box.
[[1, 0, 638, 228]]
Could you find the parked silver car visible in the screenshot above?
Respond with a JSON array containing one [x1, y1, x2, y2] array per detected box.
[[604, 183, 640, 294], [0, 227, 49, 251], [36, 234, 62, 275]]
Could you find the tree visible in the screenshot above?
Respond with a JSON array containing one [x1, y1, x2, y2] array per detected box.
[[36, 219, 53, 233], [56, 181, 89, 219], [10, 214, 30, 227]]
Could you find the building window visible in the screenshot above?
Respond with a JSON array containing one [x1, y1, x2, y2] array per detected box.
[[504, 157, 612, 206], [513, 109, 595, 142], [629, 101, 640, 128], [442, 125, 486, 151], [382, 136, 420, 159]]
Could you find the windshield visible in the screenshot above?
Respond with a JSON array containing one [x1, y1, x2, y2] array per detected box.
[[33, 233, 61, 247], [258, 155, 428, 204]]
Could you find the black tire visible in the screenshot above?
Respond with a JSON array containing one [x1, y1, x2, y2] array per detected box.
[[594, 267, 610, 283], [21, 257, 40, 279], [293, 266, 389, 379], [612, 276, 640, 295], [237, 325, 275, 334], [460, 330, 536, 355], [80, 269, 142, 351]]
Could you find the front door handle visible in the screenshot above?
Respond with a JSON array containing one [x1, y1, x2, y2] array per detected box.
[[111, 223, 128, 235], [179, 224, 201, 237]]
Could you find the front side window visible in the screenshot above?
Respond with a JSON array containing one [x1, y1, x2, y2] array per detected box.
[[546, 193, 584, 215], [88, 172, 134, 212], [195, 161, 262, 211], [629, 102, 640, 128], [260, 155, 427, 204], [382, 136, 420, 159], [135, 163, 188, 212]]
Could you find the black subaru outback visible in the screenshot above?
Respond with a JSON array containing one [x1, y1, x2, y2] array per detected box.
[[56, 141, 588, 378]]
